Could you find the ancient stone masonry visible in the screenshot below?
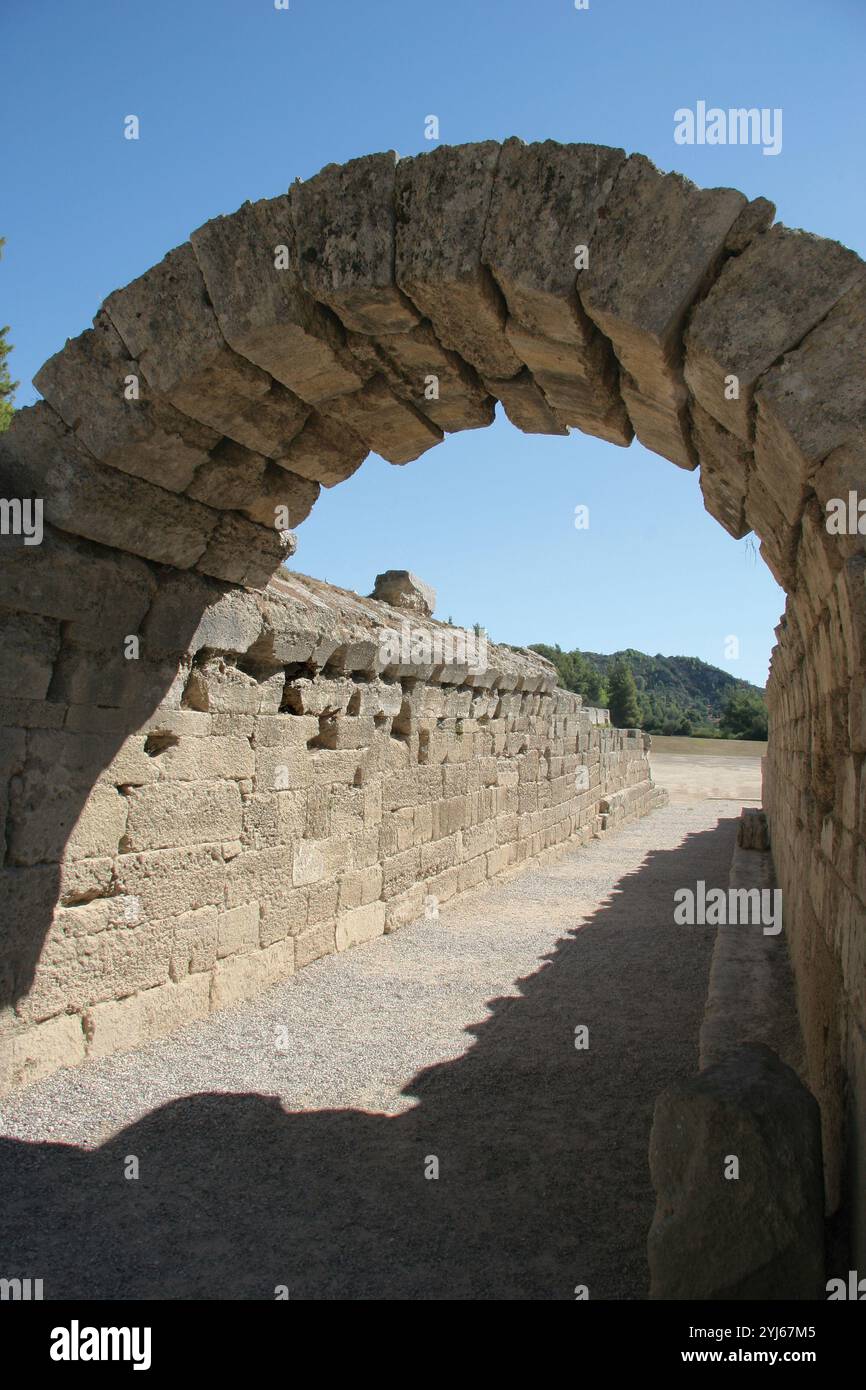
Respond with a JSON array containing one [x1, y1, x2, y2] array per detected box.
[[0, 137, 864, 1261], [0, 564, 664, 1090]]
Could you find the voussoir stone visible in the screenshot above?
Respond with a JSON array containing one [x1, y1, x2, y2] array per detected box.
[[1, 404, 218, 569], [275, 409, 368, 487], [190, 195, 363, 405], [316, 373, 443, 465], [691, 400, 751, 539], [104, 242, 312, 458], [483, 137, 632, 446], [186, 437, 319, 529], [395, 142, 524, 381], [685, 225, 865, 441], [290, 152, 419, 336], [345, 322, 495, 435], [0, 521, 155, 634], [194, 512, 296, 590], [579, 154, 745, 469], [754, 275, 866, 511], [34, 312, 220, 491]]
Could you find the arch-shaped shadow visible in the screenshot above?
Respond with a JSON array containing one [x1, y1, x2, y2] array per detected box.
[[0, 818, 736, 1300]]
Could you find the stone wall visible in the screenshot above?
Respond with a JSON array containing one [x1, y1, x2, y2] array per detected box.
[[0, 561, 664, 1092], [764, 554, 866, 1252]]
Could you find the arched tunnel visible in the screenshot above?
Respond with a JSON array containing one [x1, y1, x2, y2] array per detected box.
[[1, 139, 864, 1289]]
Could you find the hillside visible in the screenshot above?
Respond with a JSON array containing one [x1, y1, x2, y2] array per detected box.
[[530, 643, 767, 737]]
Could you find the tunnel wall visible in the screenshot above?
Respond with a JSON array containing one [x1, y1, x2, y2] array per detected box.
[[764, 549, 866, 1252], [0, 557, 663, 1093]]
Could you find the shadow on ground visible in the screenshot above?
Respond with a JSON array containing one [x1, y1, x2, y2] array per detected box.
[[0, 818, 737, 1300]]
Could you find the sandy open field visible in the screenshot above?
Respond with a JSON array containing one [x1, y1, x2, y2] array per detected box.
[[648, 734, 766, 805]]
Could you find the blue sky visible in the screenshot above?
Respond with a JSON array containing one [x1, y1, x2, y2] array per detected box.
[[4, 0, 864, 686]]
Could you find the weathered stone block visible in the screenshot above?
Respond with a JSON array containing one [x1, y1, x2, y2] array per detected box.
[[691, 400, 751, 539], [123, 781, 242, 852], [106, 242, 315, 455], [85, 972, 211, 1060], [335, 900, 385, 951], [579, 155, 745, 468], [210, 937, 294, 1010], [1, 404, 216, 568], [170, 905, 219, 978], [217, 902, 260, 958], [371, 569, 436, 617], [484, 137, 632, 445], [0, 1012, 86, 1094], [648, 1044, 825, 1299], [291, 152, 418, 335], [396, 142, 523, 380], [685, 226, 864, 441], [190, 195, 363, 404], [34, 312, 220, 490]]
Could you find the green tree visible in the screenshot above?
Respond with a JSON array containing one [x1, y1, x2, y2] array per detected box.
[[0, 238, 18, 433], [607, 657, 642, 729], [719, 687, 768, 741]]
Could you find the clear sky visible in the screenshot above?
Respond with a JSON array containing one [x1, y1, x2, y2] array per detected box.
[[4, 0, 864, 686]]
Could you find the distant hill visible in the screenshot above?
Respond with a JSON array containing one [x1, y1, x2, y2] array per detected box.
[[530, 643, 766, 737]]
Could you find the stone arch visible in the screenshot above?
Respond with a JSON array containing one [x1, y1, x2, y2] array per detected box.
[[1, 139, 864, 1250]]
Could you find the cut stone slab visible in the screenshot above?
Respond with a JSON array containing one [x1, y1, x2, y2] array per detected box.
[[33, 313, 220, 491], [0, 612, 60, 702], [346, 321, 496, 435], [685, 225, 865, 441], [754, 276, 866, 509], [483, 137, 632, 446], [0, 521, 155, 634], [195, 512, 296, 589], [395, 142, 524, 380], [579, 155, 745, 467], [482, 369, 568, 436], [811, 438, 866, 562], [737, 808, 771, 851], [691, 400, 751, 539], [621, 372, 695, 470], [317, 374, 443, 465], [648, 1043, 825, 1300], [190, 196, 363, 404], [186, 438, 319, 528], [484, 138, 626, 346], [105, 242, 313, 456], [371, 570, 436, 617], [290, 152, 419, 335], [275, 410, 368, 487], [1, 404, 217, 569], [723, 196, 776, 254], [745, 471, 800, 590]]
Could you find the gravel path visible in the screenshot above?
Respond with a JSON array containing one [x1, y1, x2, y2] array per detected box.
[[0, 801, 739, 1300]]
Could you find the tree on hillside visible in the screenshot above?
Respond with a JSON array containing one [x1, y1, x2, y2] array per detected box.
[[530, 643, 610, 707], [0, 238, 18, 433], [719, 687, 768, 741], [581, 662, 605, 706], [607, 657, 642, 729]]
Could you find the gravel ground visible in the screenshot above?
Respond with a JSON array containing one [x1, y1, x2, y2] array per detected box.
[[0, 801, 739, 1300]]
